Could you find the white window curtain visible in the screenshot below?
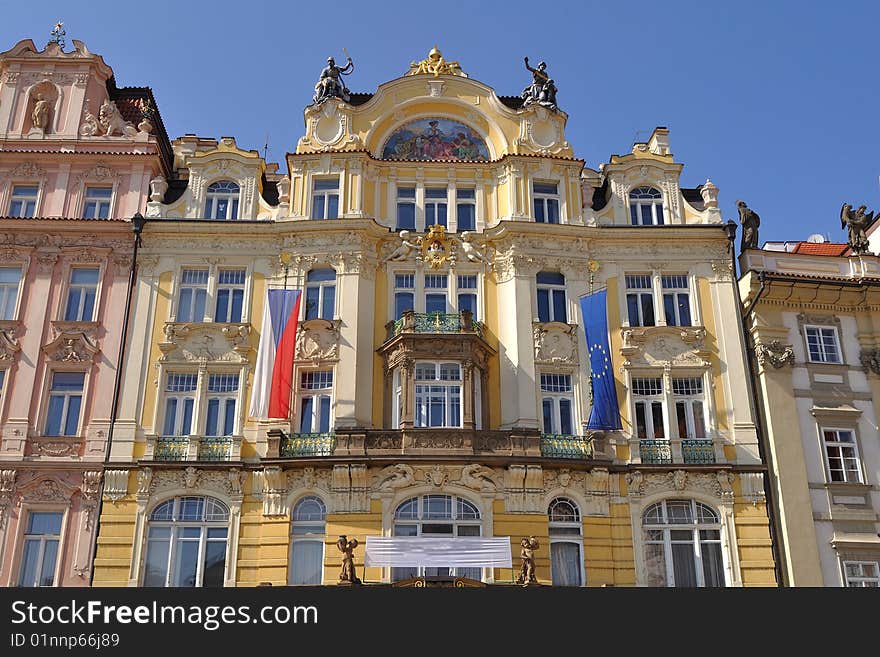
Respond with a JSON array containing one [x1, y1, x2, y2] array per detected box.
[[550, 542, 581, 586]]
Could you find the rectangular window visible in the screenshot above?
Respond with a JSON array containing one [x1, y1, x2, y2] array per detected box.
[[396, 187, 416, 230], [457, 274, 478, 319], [304, 268, 336, 321], [843, 561, 880, 587], [9, 185, 38, 218], [456, 188, 476, 231], [205, 374, 239, 436], [214, 269, 245, 323], [44, 371, 85, 436], [424, 274, 448, 314], [632, 377, 665, 439], [176, 268, 209, 322], [626, 275, 655, 327], [536, 271, 567, 323], [662, 275, 692, 327], [82, 186, 112, 219], [415, 362, 462, 428], [425, 187, 448, 228], [822, 429, 862, 483], [533, 182, 560, 224], [540, 373, 574, 435], [18, 512, 63, 587], [163, 373, 197, 436], [300, 370, 333, 433], [64, 267, 100, 322], [311, 178, 340, 219], [0, 266, 22, 320], [394, 273, 414, 319], [805, 326, 841, 363], [672, 377, 706, 439]]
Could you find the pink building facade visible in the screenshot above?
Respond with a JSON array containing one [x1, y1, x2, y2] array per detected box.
[[0, 37, 169, 586]]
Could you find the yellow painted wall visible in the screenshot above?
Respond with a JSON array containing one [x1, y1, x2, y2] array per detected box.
[[697, 277, 729, 431], [92, 472, 138, 587]]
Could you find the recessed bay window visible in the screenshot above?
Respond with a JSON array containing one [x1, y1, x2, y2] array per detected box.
[[144, 496, 229, 587], [415, 362, 461, 428]]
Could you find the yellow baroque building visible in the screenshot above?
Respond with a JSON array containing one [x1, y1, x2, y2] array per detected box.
[[92, 49, 776, 587]]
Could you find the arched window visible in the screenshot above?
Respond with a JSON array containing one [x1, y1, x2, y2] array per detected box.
[[536, 271, 566, 323], [642, 499, 725, 587], [204, 181, 240, 220], [629, 186, 664, 225], [392, 494, 482, 582], [143, 496, 229, 587], [304, 268, 336, 320], [289, 496, 326, 585], [548, 497, 584, 586]]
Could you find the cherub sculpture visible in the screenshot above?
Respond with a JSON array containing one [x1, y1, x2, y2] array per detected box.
[[516, 536, 540, 585], [383, 230, 422, 263], [841, 202, 875, 254], [458, 232, 492, 264], [337, 535, 361, 584]]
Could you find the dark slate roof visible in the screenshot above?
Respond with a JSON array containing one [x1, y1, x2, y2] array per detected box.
[[591, 177, 610, 212], [347, 93, 373, 106], [682, 187, 705, 211], [164, 178, 188, 204], [498, 95, 525, 110], [261, 177, 279, 206], [106, 76, 174, 176]]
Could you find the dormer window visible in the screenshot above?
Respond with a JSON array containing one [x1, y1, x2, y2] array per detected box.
[[629, 187, 664, 225], [311, 178, 339, 219], [533, 182, 560, 224], [204, 181, 240, 220]]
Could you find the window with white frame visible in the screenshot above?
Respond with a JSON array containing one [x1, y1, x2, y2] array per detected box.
[[456, 188, 476, 231], [82, 186, 112, 219], [424, 273, 448, 314], [9, 184, 38, 218], [310, 178, 339, 219], [822, 429, 862, 483], [425, 187, 448, 228], [548, 498, 584, 587], [396, 186, 416, 230], [304, 268, 336, 321], [299, 371, 333, 433], [0, 266, 22, 320], [805, 326, 841, 364], [632, 377, 665, 439], [392, 495, 482, 582], [661, 275, 692, 327], [536, 271, 567, 323], [176, 268, 209, 322], [673, 377, 707, 439], [415, 362, 461, 428], [394, 273, 415, 318], [204, 181, 240, 220], [533, 182, 560, 223], [143, 496, 229, 587], [18, 511, 63, 587], [214, 269, 245, 323], [629, 187, 664, 225], [44, 371, 85, 436], [457, 274, 478, 319], [289, 496, 326, 586], [64, 267, 100, 321], [204, 374, 238, 437], [626, 274, 655, 327], [843, 561, 879, 587], [162, 373, 197, 437], [643, 499, 725, 587], [541, 373, 575, 435]]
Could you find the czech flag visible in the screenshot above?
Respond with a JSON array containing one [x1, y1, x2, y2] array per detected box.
[[249, 289, 302, 419]]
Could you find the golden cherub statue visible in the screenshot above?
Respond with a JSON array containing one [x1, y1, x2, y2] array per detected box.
[[407, 46, 465, 77]]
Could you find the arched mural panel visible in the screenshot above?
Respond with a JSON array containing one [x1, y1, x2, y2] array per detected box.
[[381, 118, 489, 162]]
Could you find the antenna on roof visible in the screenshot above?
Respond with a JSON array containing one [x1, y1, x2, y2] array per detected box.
[[262, 133, 269, 162]]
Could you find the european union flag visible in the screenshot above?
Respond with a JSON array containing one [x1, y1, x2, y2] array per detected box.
[[580, 289, 622, 430]]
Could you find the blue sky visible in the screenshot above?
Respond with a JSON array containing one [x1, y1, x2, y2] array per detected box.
[[3, 1, 878, 244]]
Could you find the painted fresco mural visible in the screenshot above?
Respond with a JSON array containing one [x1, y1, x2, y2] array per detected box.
[[381, 118, 489, 161]]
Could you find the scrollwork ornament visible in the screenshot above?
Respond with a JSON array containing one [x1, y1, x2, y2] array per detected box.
[[755, 340, 795, 369], [859, 348, 880, 375]]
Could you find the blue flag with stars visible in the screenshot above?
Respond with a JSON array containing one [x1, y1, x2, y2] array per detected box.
[[580, 289, 622, 430]]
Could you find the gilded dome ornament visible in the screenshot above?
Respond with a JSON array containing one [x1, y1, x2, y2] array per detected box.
[[407, 46, 466, 77]]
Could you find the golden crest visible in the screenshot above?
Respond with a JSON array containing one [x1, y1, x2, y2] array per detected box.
[[421, 224, 453, 269]]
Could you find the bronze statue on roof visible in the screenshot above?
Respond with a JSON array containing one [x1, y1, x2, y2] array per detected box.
[[841, 202, 875, 254], [522, 57, 558, 111], [737, 200, 760, 252], [313, 51, 354, 105]]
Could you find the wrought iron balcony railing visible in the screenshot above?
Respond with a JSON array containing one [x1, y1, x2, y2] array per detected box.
[[154, 437, 189, 461], [198, 436, 234, 462], [389, 310, 484, 340], [682, 439, 716, 464], [639, 439, 673, 464], [280, 432, 336, 457], [540, 434, 594, 459], [152, 436, 234, 461]]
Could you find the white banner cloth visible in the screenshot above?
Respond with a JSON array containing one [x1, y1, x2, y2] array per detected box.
[[364, 536, 512, 568]]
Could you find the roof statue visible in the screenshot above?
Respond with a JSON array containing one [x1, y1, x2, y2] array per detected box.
[[406, 46, 466, 77], [522, 57, 558, 111], [737, 200, 760, 252], [840, 202, 875, 254], [49, 21, 66, 49], [313, 50, 355, 105]]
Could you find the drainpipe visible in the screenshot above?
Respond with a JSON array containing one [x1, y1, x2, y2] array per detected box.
[[88, 212, 146, 586], [723, 223, 783, 587]]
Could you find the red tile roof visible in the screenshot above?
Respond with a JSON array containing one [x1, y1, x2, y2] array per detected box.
[[790, 242, 849, 256]]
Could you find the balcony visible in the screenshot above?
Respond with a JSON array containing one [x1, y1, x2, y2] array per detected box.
[[639, 440, 673, 464], [280, 432, 336, 457], [540, 434, 594, 460], [147, 435, 240, 462], [635, 438, 720, 465], [386, 310, 484, 341], [682, 439, 716, 464]]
